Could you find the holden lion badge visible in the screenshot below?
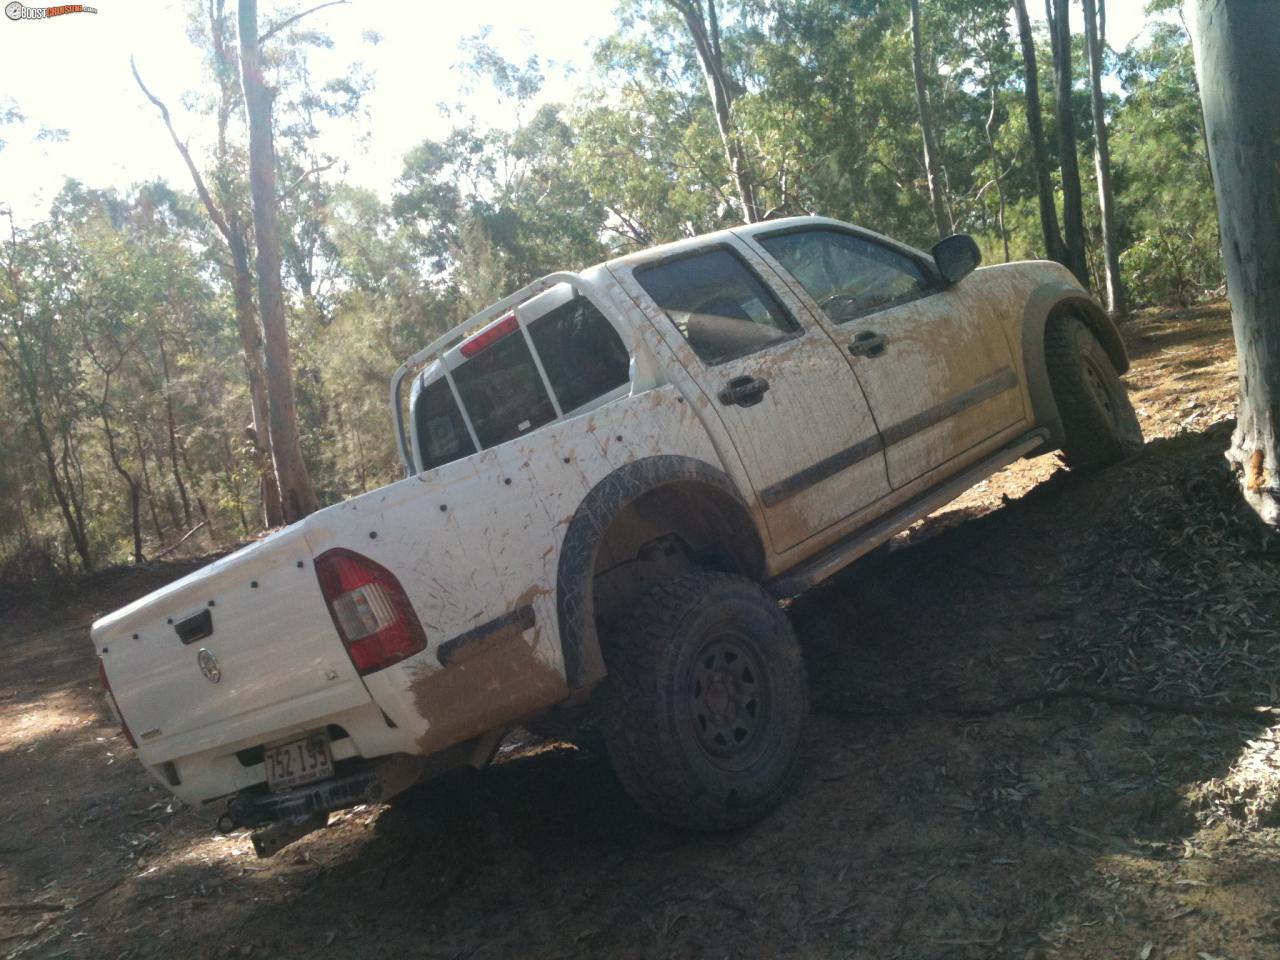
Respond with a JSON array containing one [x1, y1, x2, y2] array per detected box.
[[197, 648, 221, 684]]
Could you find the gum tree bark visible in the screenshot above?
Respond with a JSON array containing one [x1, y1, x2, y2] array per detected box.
[[909, 0, 953, 238], [1012, 0, 1067, 266], [1045, 0, 1090, 287], [131, 31, 284, 529], [667, 0, 760, 223], [1083, 0, 1125, 314], [1189, 0, 1280, 526], [238, 0, 319, 522]]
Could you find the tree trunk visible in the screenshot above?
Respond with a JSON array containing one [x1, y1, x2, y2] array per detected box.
[[1082, 0, 1124, 313], [985, 69, 1010, 262], [1046, 0, 1090, 287], [25, 383, 91, 570], [179, 443, 211, 526], [211, 0, 283, 527], [155, 331, 193, 529], [1012, 0, 1067, 266], [131, 5, 285, 530], [133, 421, 165, 540], [0, 353, 91, 570], [238, 0, 319, 523], [1189, 0, 1280, 527], [222, 433, 250, 534], [668, 0, 760, 223], [98, 375, 144, 564], [909, 0, 953, 238], [228, 216, 284, 527]]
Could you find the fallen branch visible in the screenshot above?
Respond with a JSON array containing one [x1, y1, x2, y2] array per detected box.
[[819, 686, 1280, 722], [0, 877, 128, 950], [151, 521, 207, 561], [0, 902, 64, 915]]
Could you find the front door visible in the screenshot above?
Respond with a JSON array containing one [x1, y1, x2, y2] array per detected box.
[[749, 226, 1025, 489], [613, 240, 891, 553]]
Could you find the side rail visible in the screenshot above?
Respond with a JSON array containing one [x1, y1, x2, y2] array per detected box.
[[388, 271, 588, 475]]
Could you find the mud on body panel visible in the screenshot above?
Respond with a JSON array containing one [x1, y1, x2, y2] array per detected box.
[[342, 384, 725, 753]]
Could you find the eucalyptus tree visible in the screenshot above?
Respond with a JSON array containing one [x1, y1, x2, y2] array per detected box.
[[1082, 0, 1123, 312], [0, 212, 93, 569], [1188, 0, 1280, 527], [1011, 0, 1067, 265], [664, 0, 761, 222], [1044, 0, 1089, 286], [908, 0, 952, 237]]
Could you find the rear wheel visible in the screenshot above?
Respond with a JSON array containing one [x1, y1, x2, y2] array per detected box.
[[1045, 313, 1143, 471], [599, 572, 808, 830]]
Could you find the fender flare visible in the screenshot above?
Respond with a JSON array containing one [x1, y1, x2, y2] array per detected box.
[[1020, 284, 1130, 450], [555, 455, 764, 689]]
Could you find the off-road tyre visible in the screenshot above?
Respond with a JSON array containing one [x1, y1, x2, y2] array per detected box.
[[1045, 313, 1143, 471], [599, 571, 808, 831]]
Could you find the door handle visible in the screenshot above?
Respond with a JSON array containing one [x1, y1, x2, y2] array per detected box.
[[718, 375, 771, 407], [848, 331, 888, 358]]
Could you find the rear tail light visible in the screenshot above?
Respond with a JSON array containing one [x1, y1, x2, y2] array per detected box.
[[97, 658, 137, 748], [314, 549, 428, 675], [459, 313, 519, 357]]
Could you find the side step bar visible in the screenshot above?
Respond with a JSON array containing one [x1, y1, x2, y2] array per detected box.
[[768, 429, 1050, 598]]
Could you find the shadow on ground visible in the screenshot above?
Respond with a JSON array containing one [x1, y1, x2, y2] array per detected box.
[[8, 420, 1278, 960]]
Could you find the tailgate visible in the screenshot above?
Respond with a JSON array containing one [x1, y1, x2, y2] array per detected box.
[[92, 527, 371, 764]]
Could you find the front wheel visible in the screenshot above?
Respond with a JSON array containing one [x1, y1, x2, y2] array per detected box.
[[599, 572, 808, 831], [1045, 313, 1144, 471]]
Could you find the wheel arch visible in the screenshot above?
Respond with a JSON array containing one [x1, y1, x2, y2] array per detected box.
[[1020, 284, 1129, 450], [555, 455, 765, 690]]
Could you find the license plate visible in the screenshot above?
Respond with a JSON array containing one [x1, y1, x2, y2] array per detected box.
[[264, 732, 333, 792]]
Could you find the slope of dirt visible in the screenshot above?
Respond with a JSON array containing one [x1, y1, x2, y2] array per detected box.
[[4, 301, 1278, 960]]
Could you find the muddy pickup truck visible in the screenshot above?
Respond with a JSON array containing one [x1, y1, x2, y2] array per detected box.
[[92, 216, 1141, 855]]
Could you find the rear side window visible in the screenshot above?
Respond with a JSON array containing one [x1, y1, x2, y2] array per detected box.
[[452, 330, 557, 448], [528, 296, 630, 414], [414, 376, 476, 471], [636, 248, 799, 365]]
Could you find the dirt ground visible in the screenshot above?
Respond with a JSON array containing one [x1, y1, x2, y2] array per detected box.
[[5, 300, 1280, 960]]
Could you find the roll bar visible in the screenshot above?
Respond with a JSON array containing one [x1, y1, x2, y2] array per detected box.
[[388, 271, 589, 475]]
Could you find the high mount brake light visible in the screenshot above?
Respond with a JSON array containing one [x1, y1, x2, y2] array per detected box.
[[314, 549, 428, 675], [459, 313, 519, 358], [97, 658, 137, 748]]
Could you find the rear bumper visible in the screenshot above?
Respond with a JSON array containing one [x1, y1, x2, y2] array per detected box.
[[149, 700, 416, 805], [224, 768, 383, 829]]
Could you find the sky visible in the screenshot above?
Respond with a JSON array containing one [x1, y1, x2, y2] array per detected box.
[[0, 0, 1163, 225]]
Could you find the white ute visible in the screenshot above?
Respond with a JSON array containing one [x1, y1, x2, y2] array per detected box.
[[92, 217, 1142, 854]]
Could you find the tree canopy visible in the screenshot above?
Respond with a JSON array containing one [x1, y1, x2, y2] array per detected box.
[[0, 0, 1220, 579]]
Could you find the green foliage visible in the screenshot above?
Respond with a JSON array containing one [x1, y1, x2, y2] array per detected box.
[[1111, 20, 1220, 305], [0, 0, 1226, 573]]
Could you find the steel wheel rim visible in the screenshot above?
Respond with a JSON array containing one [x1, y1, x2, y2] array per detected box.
[[1082, 354, 1119, 426], [688, 631, 771, 768]]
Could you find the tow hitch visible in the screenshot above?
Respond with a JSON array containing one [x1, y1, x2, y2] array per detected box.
[[249, 812, 329, 857], [218, 769, 383, 857]]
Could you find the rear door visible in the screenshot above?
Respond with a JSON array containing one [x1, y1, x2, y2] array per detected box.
[[613, 239, 891, 553], [749, 225, 1025, 489]]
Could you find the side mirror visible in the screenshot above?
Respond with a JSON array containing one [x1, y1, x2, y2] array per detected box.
[[931, 234, 982, 285]]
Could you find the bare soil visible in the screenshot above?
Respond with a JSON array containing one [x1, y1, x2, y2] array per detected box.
[[5, 300, 1280, 960]]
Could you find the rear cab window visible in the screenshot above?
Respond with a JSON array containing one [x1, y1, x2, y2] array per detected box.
[[633, 247, 800, 365], [409, 288, 631, 472]]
